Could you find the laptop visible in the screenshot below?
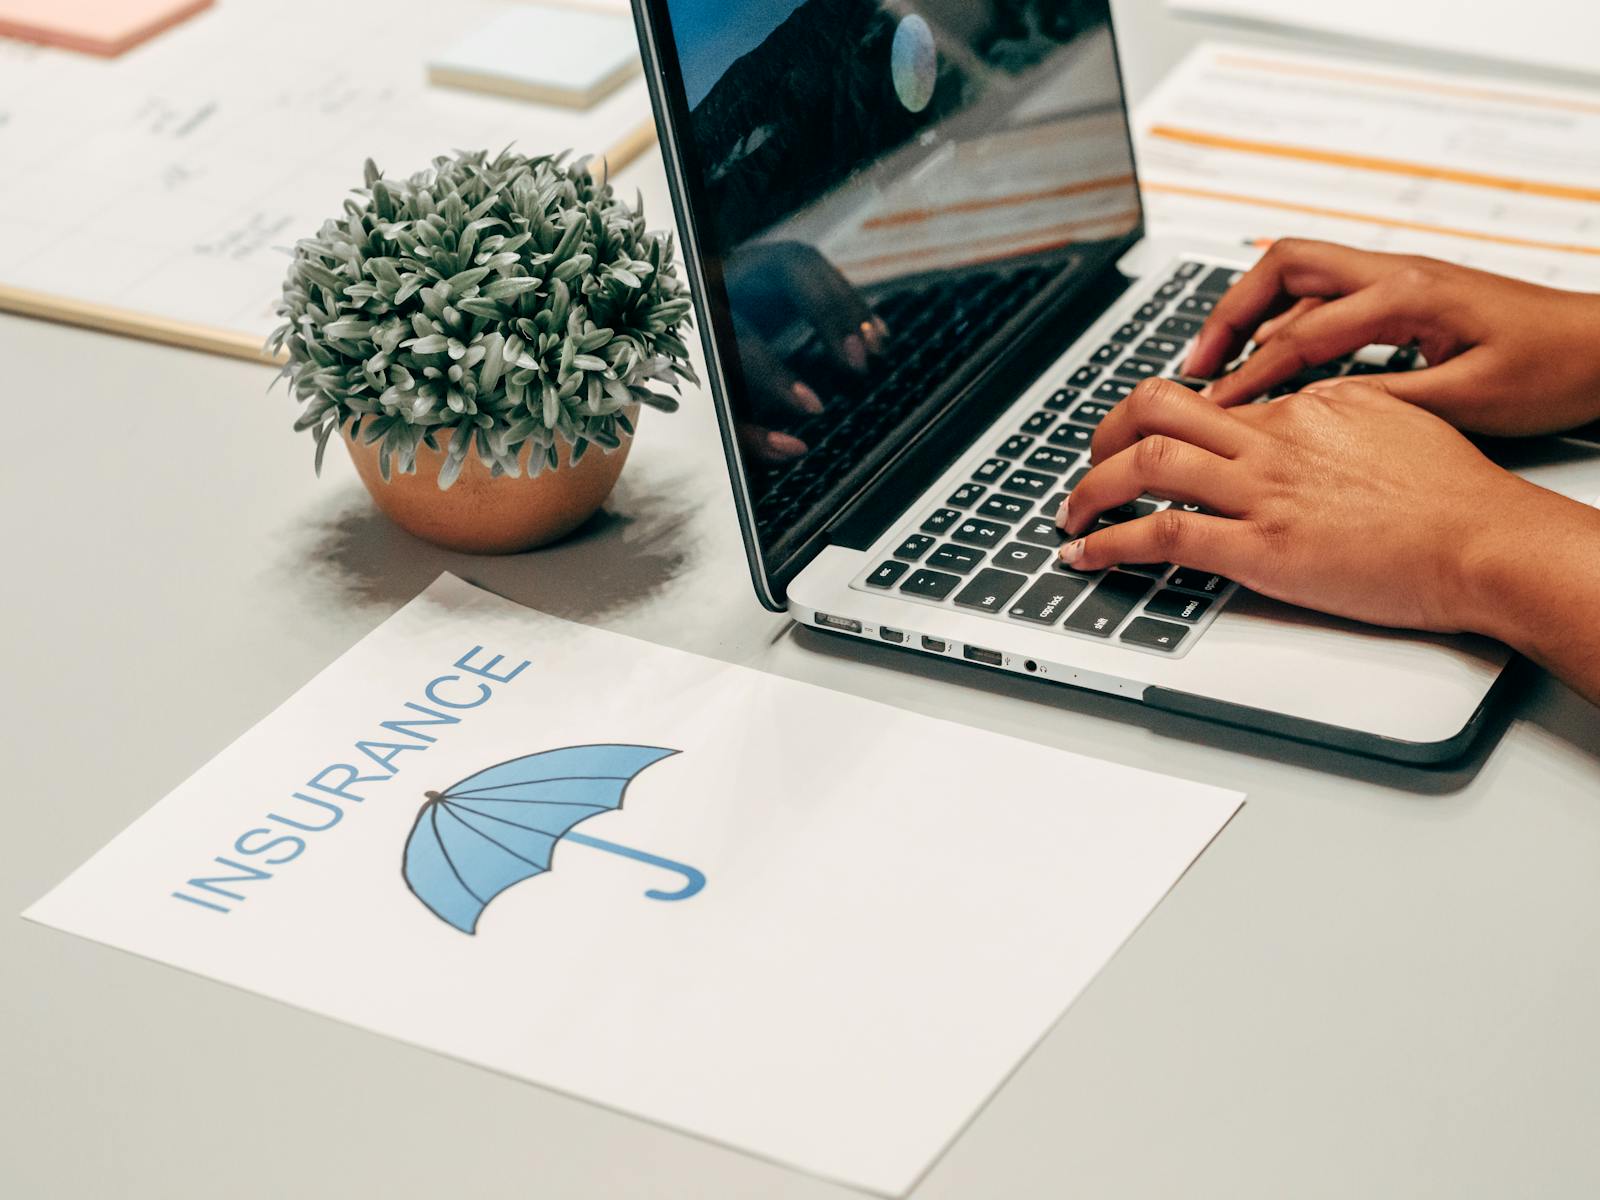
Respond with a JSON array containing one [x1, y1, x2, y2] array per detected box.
[[628, 0, 1600, 762]]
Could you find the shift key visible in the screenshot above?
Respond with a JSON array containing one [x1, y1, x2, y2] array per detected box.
[[1061, 571, 1152, 637]]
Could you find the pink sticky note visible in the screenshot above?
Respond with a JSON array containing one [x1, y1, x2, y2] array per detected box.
[[0, 0, 214, 57]]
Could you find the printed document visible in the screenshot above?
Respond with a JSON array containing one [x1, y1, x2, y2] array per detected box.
[[26, 574, 1241, 1196], [1136, 43, 1600, 289]]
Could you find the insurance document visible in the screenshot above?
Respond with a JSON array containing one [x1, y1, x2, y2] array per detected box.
[[25, 574, 1241, 1197], [1136, 43, 1600, 290]]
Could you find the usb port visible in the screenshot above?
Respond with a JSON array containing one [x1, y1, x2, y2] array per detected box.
[[879, 628, 905, 644], [921, 636, 947, 652], [964, 645, 1003, 667], [815, 613, 862, 634]]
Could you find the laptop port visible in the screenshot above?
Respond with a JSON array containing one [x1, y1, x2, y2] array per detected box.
[[815, 613, 862, 634], [879, 628, 905, 644], [964, 646, 1003, 667], [920, 636, 947, 653]]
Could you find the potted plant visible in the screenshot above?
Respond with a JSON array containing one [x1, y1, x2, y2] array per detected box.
[[269, 149, 697, 553]]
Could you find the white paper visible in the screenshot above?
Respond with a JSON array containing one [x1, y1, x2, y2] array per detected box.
[[429, 7, 639, 96], [1135, 43, 1600, 290], [1168, 0, 1600, 83], [25, 574, 1241, 1197], [0, 0, 651, 344]]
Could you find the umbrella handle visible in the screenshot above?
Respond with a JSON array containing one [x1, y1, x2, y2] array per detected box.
[[563, 832, 706, 901]]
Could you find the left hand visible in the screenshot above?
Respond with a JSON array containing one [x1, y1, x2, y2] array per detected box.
[[1054, 377, 1532, 633]]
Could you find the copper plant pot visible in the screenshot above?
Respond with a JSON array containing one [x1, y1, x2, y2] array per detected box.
[[343, 407, 637, 554]]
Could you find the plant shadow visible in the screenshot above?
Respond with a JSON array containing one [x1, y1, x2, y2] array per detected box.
[[280, 465, 701, 625]]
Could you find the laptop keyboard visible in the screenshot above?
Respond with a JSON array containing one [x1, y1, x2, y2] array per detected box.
[[852, 256, 1423, 658]]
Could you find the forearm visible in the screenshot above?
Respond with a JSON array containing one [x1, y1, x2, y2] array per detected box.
[[1462, 479, 1600, 707]]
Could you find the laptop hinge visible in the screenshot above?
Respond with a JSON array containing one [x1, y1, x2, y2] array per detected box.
[[827, 260, 1134, 553]]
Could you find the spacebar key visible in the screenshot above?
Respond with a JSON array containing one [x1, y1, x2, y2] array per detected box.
[[1061, 571, 1152, 637]]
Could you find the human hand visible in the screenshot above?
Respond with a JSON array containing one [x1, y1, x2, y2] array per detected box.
[[1055, 377, 1536, 634], [722, 241, 888, 463], [1182, 240, 1600, 437]]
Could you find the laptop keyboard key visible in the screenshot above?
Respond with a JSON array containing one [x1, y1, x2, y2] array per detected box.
[[921, 508, 960, 534], [1168, 569, 1229, 595], [972, 457, 1009, 483], [1092, 379, 1135, 403], [1154, 279, 1186, 300], [900, 568, 962, 600], [978, 494, 1031, 521], [1136, 336, 1184, 360], [866, 560, 909, 588], [1146, 589, 1212, 622], [1017, 516, 1064, 547], [1043, 387, 1080, 412], [997, 435, 1034, 458], [1068, 365, 1101, 387], [947, 482, 986, 507], [1111, 320, 1145, 343], [1157, 315, 1202, 339], [1009, 574, 1091, 624], [1121, 616, 1189, 652], [1114, 357, 1163, 380], [953, 568, 1029, 613], [1020, 411, 1056, 435], [1026, 447, 1078, 473], [1048, 424, 1093, 451], [1000, 469, 1055, 498], [1090, 342, 1119, 365], [951, 518, 1009, 548], [1062, 571, 1152, 637], [1134, 300, 1165, 321], [894, 533, 935, 560], [1174, 260, 1204, 279], [1070, 400, 1116, 426], [1177, 295, 1215, 317], [1064, 466, 1091, 489], [1194, 266, 1243, 296], [928, 543, 984, 574], [993, 542, 1052, 573]]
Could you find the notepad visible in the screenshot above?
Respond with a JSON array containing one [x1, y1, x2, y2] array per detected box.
[[427, 5, 641, 109], [0, 0, 212, 57]]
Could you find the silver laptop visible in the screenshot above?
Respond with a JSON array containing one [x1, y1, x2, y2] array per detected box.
[[629, 0, 1600, 762]]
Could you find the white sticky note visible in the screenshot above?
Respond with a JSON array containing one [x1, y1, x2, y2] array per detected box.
[[24, 573, 1242, 1196], [427, 5, 641, 109]]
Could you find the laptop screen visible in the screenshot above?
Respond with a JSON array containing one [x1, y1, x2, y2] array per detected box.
[[650, 0, 1142, 594]]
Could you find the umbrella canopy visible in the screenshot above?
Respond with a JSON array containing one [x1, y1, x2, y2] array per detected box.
[[404, 743, 702, 933]]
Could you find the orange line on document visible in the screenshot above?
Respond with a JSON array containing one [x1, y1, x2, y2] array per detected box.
[[1146, 125, 1600, 204], [1213, 52, 1600, 117], [862, 174, 1136, 230], [1142, 182, 1600, 258], [1145, 124, 1600, 204]]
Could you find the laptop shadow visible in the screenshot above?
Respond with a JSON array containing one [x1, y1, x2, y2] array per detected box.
[[790, 625, 1546, 796]]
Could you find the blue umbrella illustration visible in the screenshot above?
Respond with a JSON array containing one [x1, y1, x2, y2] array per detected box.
[[403, 743, 704, 934]]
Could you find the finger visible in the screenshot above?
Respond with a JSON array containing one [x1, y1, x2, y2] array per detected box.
[[1183, 239, 1398, 378], [1090, 377, 1254, 465], [1060, 438, 1245, 535], [1058, 509, 1249, 575], [737, 423, 808, 464], [1203, 282, 1420, 408], [779, 247, 880, 372], [1253, 297, 1323, 345], [737, 332, 826, 421]]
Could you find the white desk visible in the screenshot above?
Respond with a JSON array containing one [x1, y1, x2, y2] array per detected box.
[[5, 6, 1599, 1197]]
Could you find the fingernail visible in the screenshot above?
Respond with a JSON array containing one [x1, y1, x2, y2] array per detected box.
[[1055, 496, 1071, 530], [843, 334, 868, 372], [1180, 348, 1201, 375], [1199, 382, 1214, 399], [1059, 538, 1085, 564], [860, 320, 884, 355], [791, 381, 824, 414]]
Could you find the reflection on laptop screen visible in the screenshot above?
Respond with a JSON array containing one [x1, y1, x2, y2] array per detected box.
[[662, 0, 1141, 564]]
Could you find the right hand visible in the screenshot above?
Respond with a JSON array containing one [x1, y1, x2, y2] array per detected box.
[[1183, 239, 1600, 437], [723, 241, 888, 463]]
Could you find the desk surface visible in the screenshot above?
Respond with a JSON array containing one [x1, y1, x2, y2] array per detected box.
[[5, 7, 1599, 1197]]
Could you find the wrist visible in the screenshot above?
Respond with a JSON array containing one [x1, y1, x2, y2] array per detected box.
[[1453, 478, 1600, 651]]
